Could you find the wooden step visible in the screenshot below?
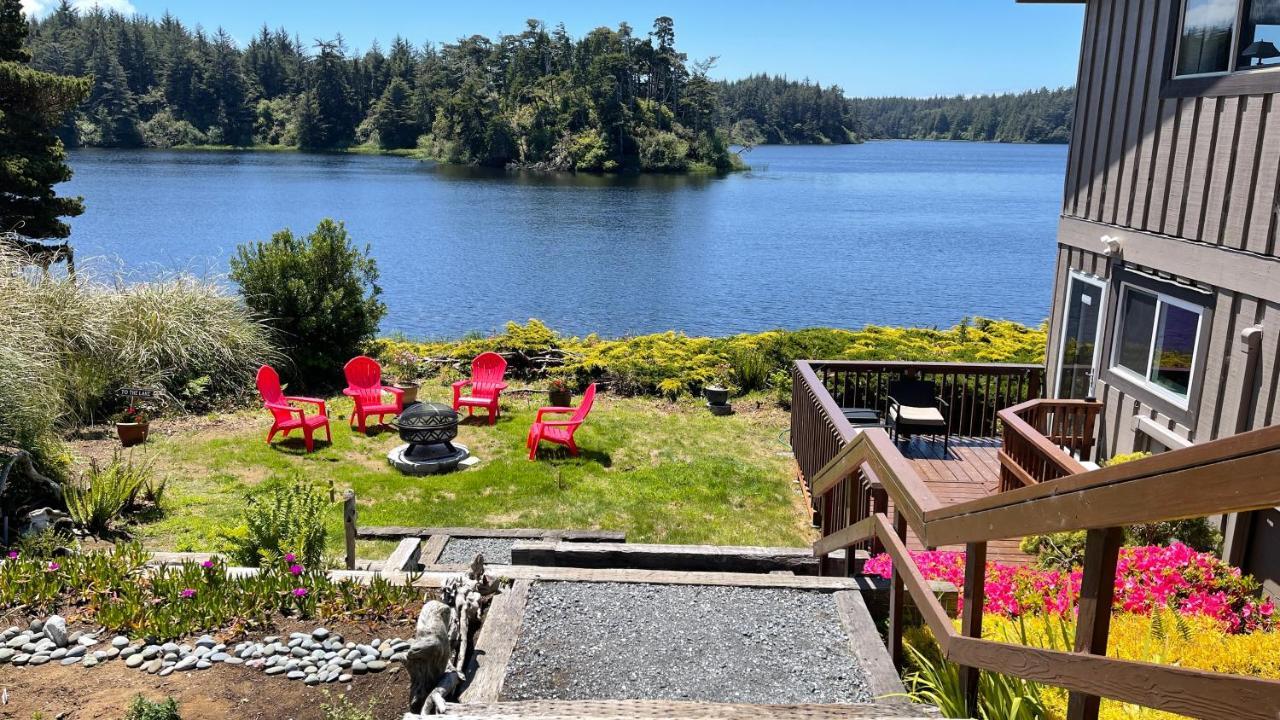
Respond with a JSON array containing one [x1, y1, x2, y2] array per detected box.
[[431, 699, 943, 719]]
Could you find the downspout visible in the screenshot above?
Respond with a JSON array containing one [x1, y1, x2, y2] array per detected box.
[[1223, 324, 1264, 567]]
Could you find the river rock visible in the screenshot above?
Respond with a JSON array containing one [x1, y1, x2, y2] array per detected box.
[[125, 654, 145, 668], [112, 636, 130, 648], [42, 616, 67, 647]]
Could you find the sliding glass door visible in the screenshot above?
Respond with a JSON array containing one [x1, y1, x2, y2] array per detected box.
[[1056, 272, 1107, 399]]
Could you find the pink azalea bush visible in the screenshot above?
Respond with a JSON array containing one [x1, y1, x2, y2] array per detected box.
[[864, 542, 1274, 633]]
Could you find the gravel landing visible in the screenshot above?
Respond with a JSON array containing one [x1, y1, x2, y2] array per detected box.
[[502, 583, 871, 705], [439, 537, 516, 565]]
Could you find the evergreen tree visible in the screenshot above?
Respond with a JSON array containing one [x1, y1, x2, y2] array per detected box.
[[370, 77, 417, 149], [209, 28, 253, 144], [0, 0, 90, 239]]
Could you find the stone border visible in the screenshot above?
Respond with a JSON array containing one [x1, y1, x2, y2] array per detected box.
[[834, 590, 907, 700], [458, 579, 532, 703]]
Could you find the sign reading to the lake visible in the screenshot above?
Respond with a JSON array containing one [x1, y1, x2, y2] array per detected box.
[[118, 387, 161, 400]]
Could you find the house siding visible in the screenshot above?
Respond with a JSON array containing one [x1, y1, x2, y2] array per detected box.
[[1049, 0, 1280, 588]]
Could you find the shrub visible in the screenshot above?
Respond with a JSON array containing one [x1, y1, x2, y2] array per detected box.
[[123, 695, 181, 720], [865, 544, 1275, 633], [0, 246, 275, 456], [225, 481, 328, 567], [231, 219, 386, 389], [728, 347, 770, 394], [769, 369, 793, 409], [1019, 530, 1087, 570], [63, 453, 154, 533], [13, 527, 75, 558]]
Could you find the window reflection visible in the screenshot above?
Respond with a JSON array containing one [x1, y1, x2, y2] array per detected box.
[[1239, 0, 1280, 68], [1177, 0, 1238, 76], [1151, 304, 1199, 397], [1117, 289, 1157, 377]]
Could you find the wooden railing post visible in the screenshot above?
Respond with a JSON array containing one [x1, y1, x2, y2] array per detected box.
[[343, 489, 358, 571], [959, 541, 988, 719], [888, 511, 908, 669], [1067, 527, 1124, 720]]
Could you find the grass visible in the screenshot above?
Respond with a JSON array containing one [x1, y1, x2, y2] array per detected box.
[[123, 385, 813, 562]]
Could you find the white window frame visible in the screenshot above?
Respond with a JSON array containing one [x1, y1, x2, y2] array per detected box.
[[1173, 0, 1280, 79], [1108, 282, 1205, 410], [1054, 271, 1108, 400]]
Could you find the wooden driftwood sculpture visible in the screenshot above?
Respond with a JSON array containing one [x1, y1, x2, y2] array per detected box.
[[405, 554, 499, 716]]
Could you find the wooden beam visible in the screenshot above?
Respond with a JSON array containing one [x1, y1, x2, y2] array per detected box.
[[888, 512, 908, 670], [512, 540, 822, 575], [420, 534, 449, 565], [959, 542, 988, 720], [356, 525, 626, 542], [812, 516, 877, 557], [834, 590, 906, 699], [1067, 527, 1123, 720], [382, 538, 422, 573], [459, 579, 532, 703]]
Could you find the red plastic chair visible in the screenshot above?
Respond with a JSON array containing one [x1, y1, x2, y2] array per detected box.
[[256, 365, 331, 453], [343, 356, 404, 432], [451, 352, 509, 425], [527, 383, 597, 460]]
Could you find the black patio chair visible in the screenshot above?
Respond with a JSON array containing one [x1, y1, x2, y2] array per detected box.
[[887, 379, 951, 452]]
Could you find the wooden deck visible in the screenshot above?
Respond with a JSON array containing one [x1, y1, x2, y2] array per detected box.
[[898, 436, 1032, 566]]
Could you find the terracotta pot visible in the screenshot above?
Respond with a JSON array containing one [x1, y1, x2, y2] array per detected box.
[[116, 422, 149, 448], [395, 383, 420, 405], [549, 389, 572, 407]]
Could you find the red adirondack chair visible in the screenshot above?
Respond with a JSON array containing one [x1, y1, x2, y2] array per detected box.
[[451, 352, 509, 425], [256, 365, 331, 453], [527, 383, 597, 460], [343, 355, 404, 432]]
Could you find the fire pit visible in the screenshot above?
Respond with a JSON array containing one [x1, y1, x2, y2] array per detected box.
[[387, 402, 470, 475]]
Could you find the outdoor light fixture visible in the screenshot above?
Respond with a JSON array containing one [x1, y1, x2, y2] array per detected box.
[[1100, 235, 1123, 259], [1242, 40, 1280, 66]]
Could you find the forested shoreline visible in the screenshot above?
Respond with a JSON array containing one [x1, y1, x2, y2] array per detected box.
[[22, 4, 1075, 173]]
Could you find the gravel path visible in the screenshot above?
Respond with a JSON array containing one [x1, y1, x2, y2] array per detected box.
[[439, 537, 515, 565], [502, 583, 871, 705]]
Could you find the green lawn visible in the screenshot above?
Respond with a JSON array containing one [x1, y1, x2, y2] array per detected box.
[[126, 388, 814, 561]]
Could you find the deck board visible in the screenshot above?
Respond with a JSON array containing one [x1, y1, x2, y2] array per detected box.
[[897, 436, 1031, 566]]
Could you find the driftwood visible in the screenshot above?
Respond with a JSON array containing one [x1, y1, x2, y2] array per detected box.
[[405, 554, 499, 716]]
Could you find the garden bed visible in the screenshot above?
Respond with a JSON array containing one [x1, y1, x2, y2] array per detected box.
[[501, 582, 873, 705]]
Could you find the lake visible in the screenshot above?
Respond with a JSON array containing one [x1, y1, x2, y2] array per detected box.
[[62, 141, 1066, 338]]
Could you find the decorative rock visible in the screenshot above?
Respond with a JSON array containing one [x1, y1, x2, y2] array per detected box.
[[304, 674, 319, 685], [65, 646, 85, 659], [161, 642, 179, 654], [42, 616, 67, 647], [391, 652, 407, 662], [265, 665, 286, 675], [5, 635, 27, 649], [125, 654, 145, 668], [379, 645, 394, 660], [29, 618, 44, 633], [352, 661, 367, 674], [290, 646, 308, 658], [263, 636, 280, 644], [196, 635, 216, 648], [82, 656, 98, 668], [49, 647, 67, 660], [0, 648, 14, 663], [105, 648, 119, 660], [29, 654, 50, 666], [158, 666, 175, 677], [287, 670, 305, 680], [33, 638, 55, 653], [112, 636, 130, 649], [59, 656, 80, 666], [312, 628, 329, 640], [338, 673, 352, 682], [77, 635, 98, 647], [210, 652, 230, 662], [196, 660, 212, 669], [366, 659, 387, 672], [11, 653, 30, 665], [67, 631, 82, 644], [144, 659, 163, 674], [174, 655, 198, 671], [224, 657, 244, 665], [141, 645, 160, 659]]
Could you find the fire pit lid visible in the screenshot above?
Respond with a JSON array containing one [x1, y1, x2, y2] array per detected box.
[[392, 401, 458, 430]]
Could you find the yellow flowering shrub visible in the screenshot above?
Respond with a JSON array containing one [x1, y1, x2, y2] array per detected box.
[[907, 612, 1280, 720], [369, 317, 1048, 398]]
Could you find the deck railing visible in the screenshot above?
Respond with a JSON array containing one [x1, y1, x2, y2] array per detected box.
[[998, 398, 1102, 492], [811, 423, 1280, 720], [792, 360, 1044, 440]]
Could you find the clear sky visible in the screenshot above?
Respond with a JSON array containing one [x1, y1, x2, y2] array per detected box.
[[22, 1, 1087, 97]]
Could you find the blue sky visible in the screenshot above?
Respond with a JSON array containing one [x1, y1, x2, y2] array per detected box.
[[22, 1, 1087, 97]]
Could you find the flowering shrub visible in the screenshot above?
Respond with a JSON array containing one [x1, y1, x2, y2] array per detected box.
[[864, 543, 1274, 633], [0, 543, 422, 641]]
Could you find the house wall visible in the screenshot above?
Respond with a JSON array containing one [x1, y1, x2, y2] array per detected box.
[[1047, 0, 1280, 589]]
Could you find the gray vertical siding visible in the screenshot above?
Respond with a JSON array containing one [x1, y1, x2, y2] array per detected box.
[[1065, 0, 1280, 256]]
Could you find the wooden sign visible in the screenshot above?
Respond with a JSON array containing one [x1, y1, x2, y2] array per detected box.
[[118, 387, 161, 400]]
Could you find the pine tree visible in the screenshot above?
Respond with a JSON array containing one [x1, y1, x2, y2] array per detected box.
[[0, 0, 90, 239], [370, 77, 417, 149]]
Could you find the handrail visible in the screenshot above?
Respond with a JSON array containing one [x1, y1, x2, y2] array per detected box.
[[996, 398, 1098, 492], [811, 420, 1280, 719]]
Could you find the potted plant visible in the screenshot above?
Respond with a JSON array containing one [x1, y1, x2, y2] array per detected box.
[[388, 350, 421, 404], [548, 378, 573, 407], [703, 364, 732, 407], [116, 406, 150, 447]]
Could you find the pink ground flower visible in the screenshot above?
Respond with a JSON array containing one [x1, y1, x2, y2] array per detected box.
[[180, 588, 196, 599], [201, 560, 215, 569], [46, 561, 59, 571], [289, 564, 304, 576], [292, 587, 309, 598], [4, 551, 16, 560], [284, 553, 296, 563]]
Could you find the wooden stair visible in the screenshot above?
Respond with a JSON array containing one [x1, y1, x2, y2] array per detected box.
[[433, 699, 944, 719]]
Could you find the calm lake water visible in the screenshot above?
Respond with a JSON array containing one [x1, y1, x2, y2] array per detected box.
[[62, 141, 1066, 338]]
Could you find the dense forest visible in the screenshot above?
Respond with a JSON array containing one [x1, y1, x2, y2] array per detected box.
[[848, 89, 1075, 144], [20, 4, 1075, 173], [23, 6, 738, 171]]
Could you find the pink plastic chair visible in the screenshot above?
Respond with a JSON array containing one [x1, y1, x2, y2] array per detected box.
[[451, 352, 509, 425], [527, 383, 597, 460], [343, 355, 404, 432], [256, 365, 330, 453]]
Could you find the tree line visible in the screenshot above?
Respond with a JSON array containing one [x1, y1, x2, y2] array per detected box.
[[23, 6, 738, 171], [21, 4, 1075, 171]]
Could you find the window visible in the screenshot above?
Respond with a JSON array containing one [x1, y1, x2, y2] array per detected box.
[[1110, 284, 1205, 407], [1175, 0, 1280, 78]]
